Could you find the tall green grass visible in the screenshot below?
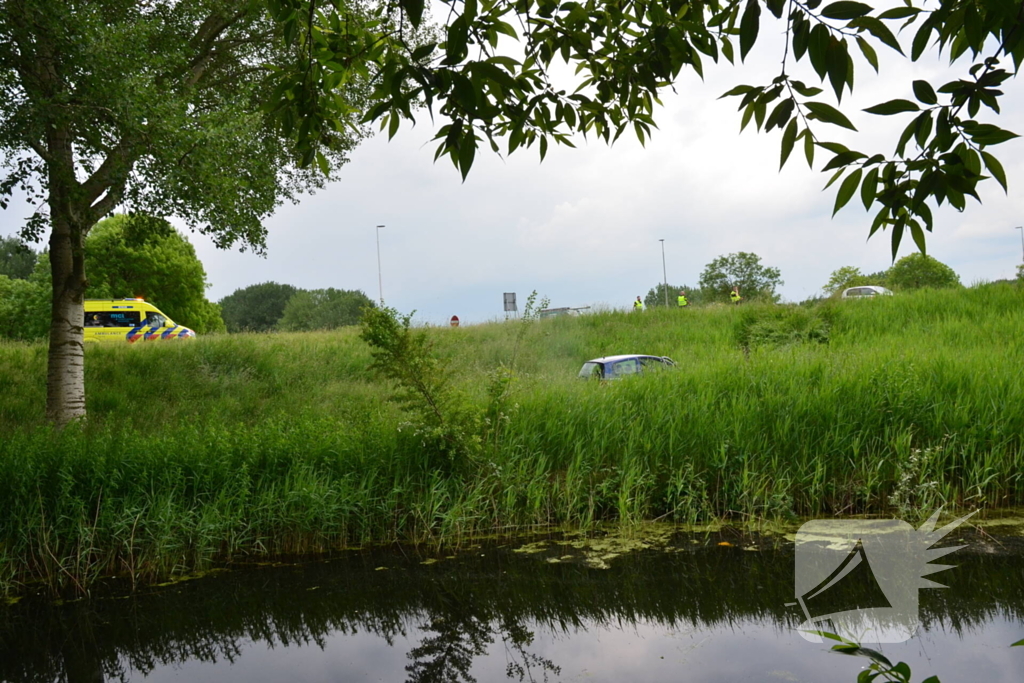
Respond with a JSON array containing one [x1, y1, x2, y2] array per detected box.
[[1, 283, 1022, 596]]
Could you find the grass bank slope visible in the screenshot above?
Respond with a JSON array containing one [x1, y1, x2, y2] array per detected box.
[[0, 284, 1022, 595]]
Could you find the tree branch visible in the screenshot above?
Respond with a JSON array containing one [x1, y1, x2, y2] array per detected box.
[[79, 139, 134, 208]]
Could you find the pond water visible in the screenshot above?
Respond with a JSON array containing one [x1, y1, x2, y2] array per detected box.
[[2, 525, 1022, 683]]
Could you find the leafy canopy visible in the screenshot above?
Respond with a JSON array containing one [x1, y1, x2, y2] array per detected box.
[[824, 253, 960, 294], [644, 282, 702, 308], [887, 252, 962, 289], [821, 265, 887, 295], [0, 236, 35, 280], [699, 252, 784, 301], [274, 0, 1023, 255], [219, 282, 300, 333], [0, 271, 49, 341], [278, 287, 375, 331], [0, 0, 367, 250]]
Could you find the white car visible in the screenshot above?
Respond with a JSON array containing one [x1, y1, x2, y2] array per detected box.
[[578, 354, 676, 380], [841, 286, 893, 299]]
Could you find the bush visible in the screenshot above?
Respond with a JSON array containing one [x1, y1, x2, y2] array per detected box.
[[735, 304, 832, 349]]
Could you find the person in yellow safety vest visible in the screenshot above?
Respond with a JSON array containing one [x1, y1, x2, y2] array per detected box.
[[633, 296, 644, 311], [730, 286, 742, 304], [677, 291, 688, 308]]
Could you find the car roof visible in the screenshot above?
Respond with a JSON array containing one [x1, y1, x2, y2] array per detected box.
[[585, 354, 666, 363]]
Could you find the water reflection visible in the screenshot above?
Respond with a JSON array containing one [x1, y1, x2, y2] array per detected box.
[[1, 530, 1022, 682]]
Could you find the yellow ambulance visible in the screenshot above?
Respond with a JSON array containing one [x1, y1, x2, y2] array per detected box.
[[84, 299, 196, 343]]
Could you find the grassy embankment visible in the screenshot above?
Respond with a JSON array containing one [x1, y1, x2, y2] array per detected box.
[[1, 283, 1022, 596]]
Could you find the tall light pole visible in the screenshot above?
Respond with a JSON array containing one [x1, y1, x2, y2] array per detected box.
[[659, 239, 668, 307], [1016, 226, 1024, 263], [376, 225, 385, 305]]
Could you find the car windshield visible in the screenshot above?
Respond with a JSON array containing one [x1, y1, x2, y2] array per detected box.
[[639, 357, 668, 371]]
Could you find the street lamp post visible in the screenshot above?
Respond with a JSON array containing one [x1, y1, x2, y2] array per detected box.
[[1016, 226, 1024, 263], [376, 224, 385, 305], [659, 239, 668, 307]]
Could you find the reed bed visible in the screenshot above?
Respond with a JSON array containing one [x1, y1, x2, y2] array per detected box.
[[0, 282, 1022, 596]]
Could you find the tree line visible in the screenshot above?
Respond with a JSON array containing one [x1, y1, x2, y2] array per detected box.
[[644, 251, 784, 307], [219, 283, 375, 333], [822, 253, 964, 296], [0, 220, 374, 341], [641, 250, 972, 308]]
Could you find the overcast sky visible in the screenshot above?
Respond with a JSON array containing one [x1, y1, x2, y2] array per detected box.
[[3, 15, 1023, 325]]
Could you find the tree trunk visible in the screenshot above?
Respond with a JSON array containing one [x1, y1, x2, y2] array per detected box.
[[46, 195, 88, 426]]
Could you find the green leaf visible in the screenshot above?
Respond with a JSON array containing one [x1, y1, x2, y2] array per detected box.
[[721, 37, 735, 63], [911, 20, 933, 61], [909, 218, 928, 253], [400, 0, 426, 28], [805, 101, 858, 130], [823, 150, 866, 171], [914, 111, 933, 148], [981, 151, 1008, 192], [863, 99, 920, 115], [765, 99, 795, 131], [861, 166, 878, 209], [833, 168, 863, 215], [809, 24, 830, 79], [1011, 639, 1024, 647], [791, 82, 823, 97], [912, 80, 938, 105], [820, 1, 873, 20], [856, 37, 878, 72], [793, 15, 811, 60], [824, 167, 845, 190], [766, 0, 786, 19], [459, 133, 476, 181], [740, 0, 761, 60], [720, 85, 755, 98], [804, 130, 815, 167], [968, 127, 1019, 146], [891, 218, 905, 260], [315, 150, 330, 176], [818, 141, 850, 154], [826, 38, 849, 102], [878, 6, 921, 19], [781, 119, 798, 169], [850, 17, 904, 55], [444, 16, 469, 65]]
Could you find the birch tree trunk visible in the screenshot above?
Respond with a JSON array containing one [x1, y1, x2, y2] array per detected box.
[[44, 125, 89, 426], [45, 212, 87, 425]]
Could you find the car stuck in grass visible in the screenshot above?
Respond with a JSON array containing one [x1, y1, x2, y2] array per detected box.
[[578, 354, 676, 380]]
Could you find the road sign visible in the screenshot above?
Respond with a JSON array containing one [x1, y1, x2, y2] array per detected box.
[[450, 315, 460, 327]]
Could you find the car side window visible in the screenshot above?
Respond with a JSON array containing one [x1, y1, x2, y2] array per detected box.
[[85, 311, 142, 327], [612, 359, 638, 377]]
